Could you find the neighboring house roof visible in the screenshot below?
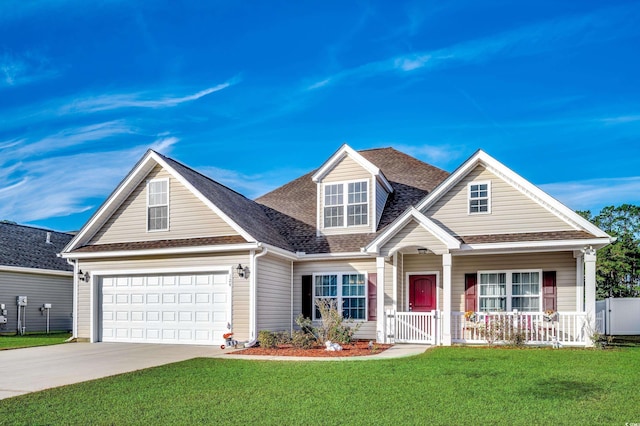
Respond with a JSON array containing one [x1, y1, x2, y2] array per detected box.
[[0, 222, 73, 272], [257, 147, 450, 254]]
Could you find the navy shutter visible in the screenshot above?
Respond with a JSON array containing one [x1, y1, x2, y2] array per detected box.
[[301, 275, 313, 319]]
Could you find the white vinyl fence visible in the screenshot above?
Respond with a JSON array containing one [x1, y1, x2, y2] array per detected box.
[[596, 298, 640, 335]]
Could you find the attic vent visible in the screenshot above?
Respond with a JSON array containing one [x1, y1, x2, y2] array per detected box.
[[46, 232, 52, 244]]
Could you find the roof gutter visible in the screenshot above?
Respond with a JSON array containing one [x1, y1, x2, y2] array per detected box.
[[60, 243, 261, 259], [455, 238, 612, 255], [0, 265, 73, 277]]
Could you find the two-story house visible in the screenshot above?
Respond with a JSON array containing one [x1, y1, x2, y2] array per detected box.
[[61, 145, 612, 346]]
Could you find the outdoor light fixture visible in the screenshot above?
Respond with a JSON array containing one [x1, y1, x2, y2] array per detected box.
[[78, 269, 91, 282], [236, 264, 249, 278], [417, 248, 430, 255]]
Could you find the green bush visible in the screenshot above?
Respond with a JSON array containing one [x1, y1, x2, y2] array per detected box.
[[274, 330, 292, 345], [291, 330, 316, 349], [258, 330, 277, 349], [315, 299, 361, 344]]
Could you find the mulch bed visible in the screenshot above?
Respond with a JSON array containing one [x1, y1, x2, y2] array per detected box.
[[230, 340, 392, 357]]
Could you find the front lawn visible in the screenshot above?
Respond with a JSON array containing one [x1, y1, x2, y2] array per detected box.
[[0, 332, 71, 350], [0, 346, 638, 425]]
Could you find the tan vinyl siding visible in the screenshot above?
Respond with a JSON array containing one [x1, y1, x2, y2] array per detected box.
[[91, 165, 238, 245], [451, 252, 577, 312], [323, 155, 371, 183], [320, 155, 374, 235], [0, 271, 73, 333], [424, 165, 573, 236], [76, 252, 251, 341], [380, 220, 448, 257], [77, 274, 91, 338], [375, 179, 389, 228], [256, 254, 292, 332], [293, 259, 377, 339]]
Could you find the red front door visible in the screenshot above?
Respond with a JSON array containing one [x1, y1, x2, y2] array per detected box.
[[409, 275, 437, 312]]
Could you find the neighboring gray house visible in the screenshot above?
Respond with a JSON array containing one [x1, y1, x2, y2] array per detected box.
[[0, 222, 74, 334]]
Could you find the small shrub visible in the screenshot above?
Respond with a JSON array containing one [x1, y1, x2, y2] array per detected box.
[[295, 314, 317, 337], [291, 330, 316, 349], [314, 299, 362, 344], [274, 330, 292, 346], [590, 332, 614, 349], [258, 330, 277, 349], [505, 324, 528, 347]]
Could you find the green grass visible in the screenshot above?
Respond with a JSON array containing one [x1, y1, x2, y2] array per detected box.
[[0, 347, 638, 425], [0, 332, 71, 350]]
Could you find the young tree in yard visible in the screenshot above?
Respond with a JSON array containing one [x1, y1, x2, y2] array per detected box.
[[578, 205, 640, 298]]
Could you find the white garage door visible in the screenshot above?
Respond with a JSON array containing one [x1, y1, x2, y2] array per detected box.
[[101, 272, 230, 345]]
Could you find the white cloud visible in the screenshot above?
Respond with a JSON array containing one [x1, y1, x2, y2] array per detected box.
[[1, 121, 135, 162], [540, 177, 640, 211], [307, 3, 640, 90], [392, 144, 464, 167], [0, 51, 58, 88], [196, 165, 304, 199], [60, 80, 238, 114], [0, 133, 178, 223], [150, 136, 179, 153]]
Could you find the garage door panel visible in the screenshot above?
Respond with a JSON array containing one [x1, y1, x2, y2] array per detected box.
[[101, 272, 229, 345], [162, 293, 176, 304]]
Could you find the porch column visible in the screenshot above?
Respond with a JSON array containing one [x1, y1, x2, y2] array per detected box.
[[376, 256, 386, 343], [584, 247, 597, 347], [575, 253, 584, 312], [442, 252, 452, 346]]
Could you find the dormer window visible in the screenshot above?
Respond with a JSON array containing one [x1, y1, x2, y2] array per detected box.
[[469, 181, 490, 214], [148, 179, 169, 231], [323, 180, 368, 228], [347, 181, 368, 226]]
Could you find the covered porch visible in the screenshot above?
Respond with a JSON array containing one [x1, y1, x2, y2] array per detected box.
[[373, 246, 600, 347]]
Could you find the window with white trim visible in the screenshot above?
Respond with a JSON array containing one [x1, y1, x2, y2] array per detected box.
[[147, 179, 169, 231], [469, 181, 490, 214], [323, 180, 368, 228], [324, 184, 344, 227], [314, 273, 366, 320], [478, 270, 541, 312]]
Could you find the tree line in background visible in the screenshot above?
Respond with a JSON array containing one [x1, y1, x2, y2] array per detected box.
[[578, 204, 640, 299]]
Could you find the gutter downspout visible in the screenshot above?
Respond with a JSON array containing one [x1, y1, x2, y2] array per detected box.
[[290, 261, 294, 335], [245, 245, 268, 347], [66, 258, 78, 342]]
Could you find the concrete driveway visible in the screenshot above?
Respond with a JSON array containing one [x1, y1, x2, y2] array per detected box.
[[0, 342, 224, 400]]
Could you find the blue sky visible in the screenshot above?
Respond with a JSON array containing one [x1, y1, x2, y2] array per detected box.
[[2, 0, 640, 232]]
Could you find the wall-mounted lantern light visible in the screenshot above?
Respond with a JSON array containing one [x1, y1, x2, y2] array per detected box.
[[236, 264, 249, 278]]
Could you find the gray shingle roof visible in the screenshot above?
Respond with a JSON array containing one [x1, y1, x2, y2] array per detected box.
[[156, 153, 294, 251], [0, 223, 73, 272], [256, 147, 451, 254]]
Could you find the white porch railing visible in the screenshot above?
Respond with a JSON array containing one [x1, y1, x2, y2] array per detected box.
[[385, 310, 591, 346], [385, 310, 438, 344], [451, 311, 589, 346]]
